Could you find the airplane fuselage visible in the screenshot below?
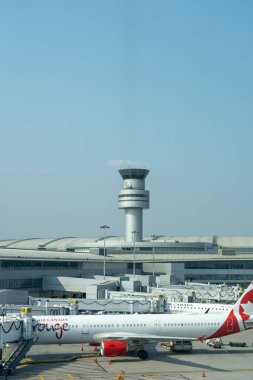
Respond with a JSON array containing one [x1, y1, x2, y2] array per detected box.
[[166, 301, 232, 314], [32, 311, 245, 345]]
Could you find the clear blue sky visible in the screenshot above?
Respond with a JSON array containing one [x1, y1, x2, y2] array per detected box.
[[0, 0, 252, 239]]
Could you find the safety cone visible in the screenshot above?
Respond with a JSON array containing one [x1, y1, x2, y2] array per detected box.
[[202, 371, 206, 377], [81, 344, 84, 352]]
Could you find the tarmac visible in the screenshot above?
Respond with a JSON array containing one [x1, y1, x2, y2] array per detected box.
[[2, 329, 253, 380]]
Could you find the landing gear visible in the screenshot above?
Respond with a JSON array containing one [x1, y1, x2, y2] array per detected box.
[[137, 349, 148, 360]]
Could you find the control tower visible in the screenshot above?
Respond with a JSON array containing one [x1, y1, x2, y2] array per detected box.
[[118, 168, 150, 242]]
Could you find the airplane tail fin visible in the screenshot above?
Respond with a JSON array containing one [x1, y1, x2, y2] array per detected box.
[[203, 282, 253, 341], [232, 281, 253, 319]]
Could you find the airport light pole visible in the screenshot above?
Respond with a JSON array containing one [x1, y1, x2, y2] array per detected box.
[[151, 234, 160, 277], [132, 230, 138, 279], [100, 224, 110, 280]]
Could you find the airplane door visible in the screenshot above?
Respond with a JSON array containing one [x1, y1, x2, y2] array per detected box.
[[154, 320, 161, 335], [82, 320, 89, 334], [226, 317, 233, 333]]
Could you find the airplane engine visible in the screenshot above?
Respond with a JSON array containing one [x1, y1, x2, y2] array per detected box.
[[100, 340, 128, 357]]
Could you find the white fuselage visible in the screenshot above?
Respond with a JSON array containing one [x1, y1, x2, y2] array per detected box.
[[166, 302, 232, 314], [28, 282, 253, 349], [32, 311, 238, 345]]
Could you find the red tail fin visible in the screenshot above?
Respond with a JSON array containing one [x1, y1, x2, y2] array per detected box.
[[205, 281, 253, 340], [233, 281, 253, 323]]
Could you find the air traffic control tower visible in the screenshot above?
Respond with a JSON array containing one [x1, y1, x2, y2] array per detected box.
[[118, 168, 150, 242]]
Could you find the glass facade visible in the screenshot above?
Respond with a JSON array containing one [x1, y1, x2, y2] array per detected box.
[[185, 260, 253, 284], [185, 261, 253, 270], [187, 274, 253, 282], [0, 278, 42, 289], [119, 194, 147, 198], [127, 263, 142, 269], [0, 260, 81, 270], [122, 246, 209, 252]]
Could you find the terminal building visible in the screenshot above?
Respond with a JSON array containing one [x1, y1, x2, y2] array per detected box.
[[1, 167, 253, 295]]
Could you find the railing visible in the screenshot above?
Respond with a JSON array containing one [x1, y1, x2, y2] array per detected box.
[[0, 337, 36, 376]]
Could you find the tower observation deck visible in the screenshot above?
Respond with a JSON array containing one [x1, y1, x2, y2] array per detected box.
[[118, 168, 150, 242]]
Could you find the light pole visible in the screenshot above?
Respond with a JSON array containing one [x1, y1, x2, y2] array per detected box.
[[132, 230, 138, 278], [100, 224, 110, 280], [151, 234, 160, 277]]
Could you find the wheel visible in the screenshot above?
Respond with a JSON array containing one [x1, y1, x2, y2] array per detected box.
[[137, 349, 148, 360]]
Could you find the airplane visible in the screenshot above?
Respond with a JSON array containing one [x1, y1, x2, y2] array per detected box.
[[31, 281, 253, 360], [166, 301, 233, 314]]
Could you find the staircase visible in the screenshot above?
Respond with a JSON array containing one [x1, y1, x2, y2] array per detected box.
[[0, 338, 36, 376]]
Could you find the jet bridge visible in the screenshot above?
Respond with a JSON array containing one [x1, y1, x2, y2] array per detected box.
[[0, 308, 36, 376]]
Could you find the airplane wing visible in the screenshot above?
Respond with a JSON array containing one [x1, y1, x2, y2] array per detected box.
[[93, 332, 197, 344]]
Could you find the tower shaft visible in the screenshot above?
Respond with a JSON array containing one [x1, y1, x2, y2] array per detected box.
[[118, 168, 150, 242]]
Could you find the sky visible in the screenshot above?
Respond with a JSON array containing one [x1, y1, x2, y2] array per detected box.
[[0, 0, 253, 239]]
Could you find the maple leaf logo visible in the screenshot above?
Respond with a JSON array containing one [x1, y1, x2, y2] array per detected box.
[[240, 301, 253, 316]]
